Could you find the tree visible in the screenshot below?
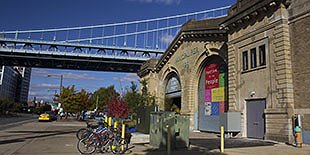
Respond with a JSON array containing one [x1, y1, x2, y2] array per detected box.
[[0, 98, 21, 115], [55, 85, 79, 113], [90, 86, 120, 112], [124, 81, 142, 114], [76, 89, 92, 111], [55, 85, 95, 113], [33, 104, 51, 114], [140, 79, 155, 107], [123, 80, 156, 115], [107, 97, 128, 118]]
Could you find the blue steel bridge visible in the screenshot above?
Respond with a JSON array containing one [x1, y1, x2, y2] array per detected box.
[[0, 6, 229, 73]]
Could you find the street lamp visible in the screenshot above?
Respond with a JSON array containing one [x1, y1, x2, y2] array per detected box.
[[47, 74, 63, 95]]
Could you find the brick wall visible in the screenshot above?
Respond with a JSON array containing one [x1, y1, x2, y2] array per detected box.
[[289, 0, 310, 130]]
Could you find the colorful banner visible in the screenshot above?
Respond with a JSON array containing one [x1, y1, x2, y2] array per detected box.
[[204, 89, 212, 102], [205, 63, 219, 89], [219, 102, 225, 113], [204, 102, 211, 116], [219, 73, 225, 88], [204, 63, 226, 115], [212, 87, 225, 102], [211, 102, 219, 116]]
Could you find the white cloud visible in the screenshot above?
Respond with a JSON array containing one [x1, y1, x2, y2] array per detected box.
[[32, 69, 49, 76], [32, 68, 104, 81], [61, 72, 104, 81], [31, 83, 59, 89], [161, 33, 174, 46], [129, 0, 181, 5], [29, 91, 40, 96], [28, 90, 55, 102], [113, 73, 139, 82]]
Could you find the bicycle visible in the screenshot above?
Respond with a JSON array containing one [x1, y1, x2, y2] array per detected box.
[[77, 127, 128, 154], [76, 121, 107, 140]]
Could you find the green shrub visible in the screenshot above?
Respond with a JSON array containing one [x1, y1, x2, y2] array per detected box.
[[0, 98, 22, 115]]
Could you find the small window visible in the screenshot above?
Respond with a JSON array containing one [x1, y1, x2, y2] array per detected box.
[[250, 48, 257, 68], [259, 45, 266, 66], [242, 51, 248, 71]]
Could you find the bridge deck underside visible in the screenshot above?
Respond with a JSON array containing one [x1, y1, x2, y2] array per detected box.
[[0, 52, 143, 73]]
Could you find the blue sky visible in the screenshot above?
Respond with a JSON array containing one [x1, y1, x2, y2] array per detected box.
[[0, 0, 236, 101]]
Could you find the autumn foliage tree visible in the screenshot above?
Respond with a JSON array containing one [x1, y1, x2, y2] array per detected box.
[[54, 85, 93, 113], [107, 97, 128, 119]]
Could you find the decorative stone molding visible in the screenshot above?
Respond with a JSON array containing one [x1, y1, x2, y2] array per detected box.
[[154, 18, 227, 73], [221, 0, 291, 34]]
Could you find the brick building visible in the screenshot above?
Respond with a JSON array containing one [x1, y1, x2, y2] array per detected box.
[[138, 0, 310, 143]]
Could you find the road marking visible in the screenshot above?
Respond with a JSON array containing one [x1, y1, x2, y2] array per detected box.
[[65, 144, 73, 147]]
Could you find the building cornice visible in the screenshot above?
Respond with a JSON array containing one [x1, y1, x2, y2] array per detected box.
[[220, 0, 291, 33]]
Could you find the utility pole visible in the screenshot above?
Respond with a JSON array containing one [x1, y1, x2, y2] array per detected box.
[[96, 95, 99, 111], [60, 74, 63, 95]]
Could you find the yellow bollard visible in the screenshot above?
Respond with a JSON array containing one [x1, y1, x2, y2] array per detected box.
[[121, 124, 126, 152], [114, 121, 118, 129], [220, 126, 224, 152], [121, 124, 126, 139], [104, 116, 108, 123], [108, 117, 112, 127]]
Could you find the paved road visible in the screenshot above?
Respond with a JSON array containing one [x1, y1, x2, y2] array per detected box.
[[0, 119, 82, 155], [0, 119, 309, 155], [0, 113, 37, 130]]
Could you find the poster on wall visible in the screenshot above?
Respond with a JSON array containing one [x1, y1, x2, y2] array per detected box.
[[205, 63, 226, 116], [204, 102, 211, 115], [211, 102, 219, 116], [211, 87, 225, 102], [219, 73, 225, 87], [205, 89, 212, 102], [219, 102, 225, 113], [205, 64, 219, 89]]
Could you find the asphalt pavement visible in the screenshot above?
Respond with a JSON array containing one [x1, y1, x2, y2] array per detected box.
[[0, 117, 309, 155], [0, 113, 37, 130]]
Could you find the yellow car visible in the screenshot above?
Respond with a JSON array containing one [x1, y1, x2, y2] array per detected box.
[[38, 113, 52, 121]]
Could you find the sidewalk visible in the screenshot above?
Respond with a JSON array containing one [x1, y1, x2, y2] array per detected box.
[[128, 131, 310, 155]]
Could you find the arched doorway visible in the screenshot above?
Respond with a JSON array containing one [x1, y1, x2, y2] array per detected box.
[[165, 73, 182, 113], [198, 55, 227, 132]]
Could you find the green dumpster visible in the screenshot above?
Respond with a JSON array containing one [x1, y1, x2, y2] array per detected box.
[[150, 112, 189, 149], [175, 114, 190, 148], [150, 112, 175, 149]]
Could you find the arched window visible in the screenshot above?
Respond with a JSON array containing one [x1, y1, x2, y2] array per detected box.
[[165, 73, 181, 112]]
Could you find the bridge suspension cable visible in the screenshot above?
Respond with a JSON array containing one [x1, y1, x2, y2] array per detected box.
[[1, 6, 230, 51]]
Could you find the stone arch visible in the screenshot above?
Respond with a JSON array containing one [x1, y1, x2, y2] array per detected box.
[[189, 52, 227, 130], [162, 68, 182, 113]]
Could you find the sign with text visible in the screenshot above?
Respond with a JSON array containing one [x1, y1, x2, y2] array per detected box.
[[211, 87, 225, 102], [205, 64, 219, 89], [204, 62, 226, 116]]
